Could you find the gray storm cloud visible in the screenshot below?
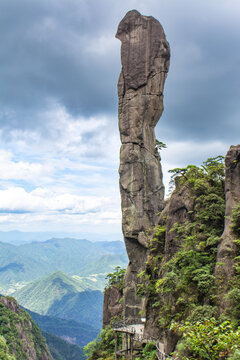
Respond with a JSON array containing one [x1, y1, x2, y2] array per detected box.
[[0, 0, 240, 140]]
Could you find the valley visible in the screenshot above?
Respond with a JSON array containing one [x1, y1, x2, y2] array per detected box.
[[0, 237, 127, 288], [0, 237, 127, 358]]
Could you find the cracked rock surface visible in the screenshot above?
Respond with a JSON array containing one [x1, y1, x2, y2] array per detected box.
[[116, 10, 170, 318]]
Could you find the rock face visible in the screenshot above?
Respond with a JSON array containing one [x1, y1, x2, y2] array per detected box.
[[116, 10, 170, 318], [102, 286, 123, 328], [215, 145, 240, 311]]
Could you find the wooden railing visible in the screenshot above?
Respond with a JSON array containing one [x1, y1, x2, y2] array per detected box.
[[112, 318, 143, 327], [112, 320, 172, 360]]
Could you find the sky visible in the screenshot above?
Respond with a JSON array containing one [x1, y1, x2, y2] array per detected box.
[[0, 0, 240, 239]]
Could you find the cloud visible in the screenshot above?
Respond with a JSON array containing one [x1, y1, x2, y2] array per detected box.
[[0, 0, 120, 128], [1, 103, 120, 162], [0, 0, 240, 234], [0, 183, 122, 235], [0, 149, 54, 184], [1, 0, 240, 143], [0, 186, 120, 217]]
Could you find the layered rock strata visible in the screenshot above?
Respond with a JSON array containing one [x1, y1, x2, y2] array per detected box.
[[116, 10, 170, 318]]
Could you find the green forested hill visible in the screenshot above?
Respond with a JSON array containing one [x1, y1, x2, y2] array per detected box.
[[0, 296, 52, 360], [42, 331, 86, 360], [13, 271, 104, 329], [26, 309, 99, 347], [0, 238, 127, 286]]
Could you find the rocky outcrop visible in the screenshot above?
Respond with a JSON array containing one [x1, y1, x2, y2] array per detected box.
[[102, 286, 123, 328], [144, 184, 194, 339], [215, 145, 240, 311], [161, 184, 194, 261], [116, 10, 170, 318], [0, 296, 53, 360]]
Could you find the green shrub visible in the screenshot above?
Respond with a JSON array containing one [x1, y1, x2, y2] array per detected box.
[[171, 319, 240, 360], [105, 266, 126, 290], [142, 342, 157, 360], [84, 325, 117, 360]]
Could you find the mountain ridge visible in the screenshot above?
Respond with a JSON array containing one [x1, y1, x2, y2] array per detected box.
[[13, 271, 104, 329], [0, 238, 127, 288], [25, 309, 99, 347]]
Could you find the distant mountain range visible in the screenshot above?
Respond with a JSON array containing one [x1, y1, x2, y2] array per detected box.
[[0, 230, 122, 245], [13, 271, 104, 329], [0, 237, 128, 287], [26, 309, 98, 347], [0, 236, 127, 353]]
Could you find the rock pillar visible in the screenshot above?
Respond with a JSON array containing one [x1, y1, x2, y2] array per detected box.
[[116, 10, 170, 318]]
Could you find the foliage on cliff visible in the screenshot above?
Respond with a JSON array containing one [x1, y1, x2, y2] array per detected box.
[[0, 336, 16, 360], [171, 319, 240, 359], [139, 156, 226, 328], [84, 325, 116, 360], [224, 202, 240, 328], [105, 266, 126, 290], [0, 296, 52, 360]]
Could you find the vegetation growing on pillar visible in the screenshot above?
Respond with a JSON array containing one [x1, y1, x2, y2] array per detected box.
[[155, 140, 167, 152], [105, 266, 126, 291], [160, 157, 225, 326], [137, 224, 166, 308], [138, 156, 226, 329], [223, 202, 240, 327]]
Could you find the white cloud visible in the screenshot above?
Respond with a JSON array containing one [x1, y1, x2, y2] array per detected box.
[[0, 103, 122, 233], [0, 187, 114, 214], [0, 149, 53, 183], [5, 103, 120, 164], [0, 186, 121, 233]]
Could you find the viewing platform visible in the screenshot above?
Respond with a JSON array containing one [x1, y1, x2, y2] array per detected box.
[[112, 319, 172, 360]]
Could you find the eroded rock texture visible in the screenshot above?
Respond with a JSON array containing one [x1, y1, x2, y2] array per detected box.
[[103, 286, 123, 328], [215, 145, 240, 311], [116, 10, 170, 318]]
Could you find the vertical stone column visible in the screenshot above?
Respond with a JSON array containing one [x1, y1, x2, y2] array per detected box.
[[116, 10, 170, 318]]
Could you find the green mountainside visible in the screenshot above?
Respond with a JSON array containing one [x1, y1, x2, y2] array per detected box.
[[0, 296, 52, 360], [42, 331, 85, 360], [13, 271, 104, 329], [26, 309, 98, 347], [0, 238, 127, 287], [81, 254, 128, 276]]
